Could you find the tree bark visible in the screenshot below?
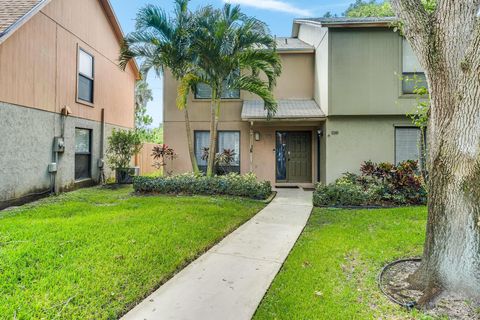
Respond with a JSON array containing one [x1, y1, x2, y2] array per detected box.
[[391, 0, 480, 306], [183, 106, 200, 174]]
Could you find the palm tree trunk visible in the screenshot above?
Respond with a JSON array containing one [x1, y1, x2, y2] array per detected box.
[[183, 105, 199, 174], [206, 89, 218, 177]]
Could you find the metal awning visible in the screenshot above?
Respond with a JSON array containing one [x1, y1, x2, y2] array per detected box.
[[241, 99, 325, 121]]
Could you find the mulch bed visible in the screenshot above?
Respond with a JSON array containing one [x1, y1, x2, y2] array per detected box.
[[380, 259, 480, 319]]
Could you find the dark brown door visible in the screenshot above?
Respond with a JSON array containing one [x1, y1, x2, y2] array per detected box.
[[276, 131, 312, 183]]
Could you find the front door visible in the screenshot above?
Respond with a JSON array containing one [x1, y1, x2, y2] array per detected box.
[[275, 131, 312, 183]]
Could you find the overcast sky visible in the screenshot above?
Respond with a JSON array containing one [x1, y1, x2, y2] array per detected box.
[[110, 0, 353, 127]]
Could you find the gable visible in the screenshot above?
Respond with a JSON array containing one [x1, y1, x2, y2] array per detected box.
[[0, 0, 139, 77]]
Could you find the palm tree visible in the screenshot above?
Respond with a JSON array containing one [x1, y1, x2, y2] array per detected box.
[[178, 4, 282, 176], [134, 79, 153, 131], [119, 0, 200, 174]]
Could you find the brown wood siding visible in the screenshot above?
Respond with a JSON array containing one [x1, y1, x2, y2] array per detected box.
[[0, 0, 135, 128], [135, 143, 162, 176]]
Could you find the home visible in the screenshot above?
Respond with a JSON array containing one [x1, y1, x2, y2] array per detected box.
[[164, 17, 425, 187], [0, 0, 139, 208]]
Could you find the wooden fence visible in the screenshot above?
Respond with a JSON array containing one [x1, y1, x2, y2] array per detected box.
[[134, 142, 161, 176]]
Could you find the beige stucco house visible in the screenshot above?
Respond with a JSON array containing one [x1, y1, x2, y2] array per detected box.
[[0, 0, 139, 208], [164, 17, 426, 187]]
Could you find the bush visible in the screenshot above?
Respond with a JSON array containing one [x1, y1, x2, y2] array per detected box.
[[133, 172, 272, 200], [313, 160, 427, 207], [106, 129, 142, 170]]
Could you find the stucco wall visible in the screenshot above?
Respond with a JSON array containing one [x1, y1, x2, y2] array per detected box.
[[324, 116, 414, 183], [329, 28, 417, 116], [0, 102, 122, 206], [297, 23, 329, 115]]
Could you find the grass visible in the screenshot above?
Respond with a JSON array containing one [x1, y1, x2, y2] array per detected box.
[[254, 206, 431, 320], [0, 186, 265, 319]]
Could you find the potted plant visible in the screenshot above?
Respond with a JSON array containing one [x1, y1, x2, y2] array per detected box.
[[106, 129, 142, 184]]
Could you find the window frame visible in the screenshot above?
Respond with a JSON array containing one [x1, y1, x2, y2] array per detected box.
[[394, 126, 422, 165], [75, 128, 92, 181], [76, 46, 95, 106], [194, 130, 241, 174], [400, 38, 427, 96]]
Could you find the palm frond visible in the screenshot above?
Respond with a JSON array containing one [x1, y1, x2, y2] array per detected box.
[[233, 75, 277, 116]]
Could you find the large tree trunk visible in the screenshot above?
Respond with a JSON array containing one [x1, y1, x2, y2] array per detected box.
[[183, 106, 200, 174], [391, 0, 480, 306]]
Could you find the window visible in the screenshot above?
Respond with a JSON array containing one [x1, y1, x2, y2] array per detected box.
[[402, 39, 427, 94], [395, 127, 422, 164], [75, 128, 92, 180], [194, 131, 241, 174], [77, 48, 94, 104], [195, 72, 241, 99]]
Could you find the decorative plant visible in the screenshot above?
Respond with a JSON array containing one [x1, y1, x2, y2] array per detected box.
[[106, 129, 142, 170], [152, 144, 177, 176]]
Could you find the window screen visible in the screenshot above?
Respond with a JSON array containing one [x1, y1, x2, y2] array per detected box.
[[402, 39, 427, 94], [195, 131, 210, 167], [195, 83, 240, 99], [194, 131, 241, 173], [395, 127, 421, 164], [78, 49, 94, 103], [218, 132, 240, 167], [75, 128, 92, 180]]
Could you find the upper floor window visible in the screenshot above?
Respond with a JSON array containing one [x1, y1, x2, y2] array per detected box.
[[195, 82, 241, 100], [77, 48, 94, 104], [402, 39, 427, 94]]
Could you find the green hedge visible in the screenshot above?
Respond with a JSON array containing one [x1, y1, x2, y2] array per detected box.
[[133, 173, 272, 200]]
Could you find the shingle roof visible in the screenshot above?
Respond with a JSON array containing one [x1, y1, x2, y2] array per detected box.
[[0, 0, 46, 37], [276, 37, 313, 52], [242, 100, 325, 121]]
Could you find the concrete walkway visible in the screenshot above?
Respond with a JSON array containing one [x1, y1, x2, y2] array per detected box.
[[122, 188, 313, 320]]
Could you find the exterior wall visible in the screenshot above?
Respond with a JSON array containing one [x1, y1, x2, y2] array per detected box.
[[0, 102, 124, 206], [163, 52, 317, 185], [323, 116, 414, 183], [0, 0, 136, 206], [0, 0, 136, 128], [297, 23, 329, 115], [243, 52, 315, 100], [329, 28, 416, 116]]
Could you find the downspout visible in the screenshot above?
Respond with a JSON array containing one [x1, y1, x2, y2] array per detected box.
[[99, 108, 106, 184], [316, 129, 322, 183]]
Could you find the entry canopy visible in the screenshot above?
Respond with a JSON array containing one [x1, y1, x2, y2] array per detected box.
[[241, 99, 325, 121]]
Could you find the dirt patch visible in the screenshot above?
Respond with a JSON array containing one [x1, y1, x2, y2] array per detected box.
[[380, 260, 480, 319]]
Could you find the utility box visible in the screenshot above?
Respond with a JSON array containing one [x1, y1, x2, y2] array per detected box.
[[48, 163, 58, 173], [53, 137, 65, 153]]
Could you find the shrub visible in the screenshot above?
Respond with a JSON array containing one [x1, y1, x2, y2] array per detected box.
[[106, 129, 142, 170], [133, 172, 272, 200], [313, 161, 427, 207]]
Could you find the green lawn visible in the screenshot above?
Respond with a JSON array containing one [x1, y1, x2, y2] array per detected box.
[[0, 186, 264, 319], [254, 207, 430, 320]]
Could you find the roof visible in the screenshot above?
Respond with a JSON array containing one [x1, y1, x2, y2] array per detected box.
[[0, 0, 139, 78], [275, 37, 314, 52], [0, 0, 49, 41], [294, 17, 396, 28], [242, 100, 325, 121]]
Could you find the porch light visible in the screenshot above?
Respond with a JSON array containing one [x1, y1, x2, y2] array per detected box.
[[254, 132, 261, 141]]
